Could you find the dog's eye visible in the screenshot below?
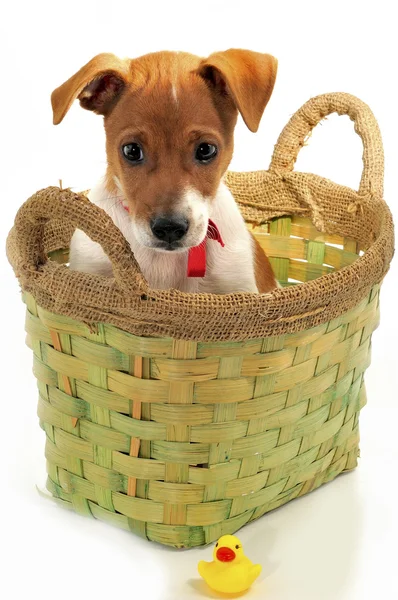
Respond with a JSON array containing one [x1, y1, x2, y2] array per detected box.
[[122, 143, 144, 163], [195, 143, 218, 163]]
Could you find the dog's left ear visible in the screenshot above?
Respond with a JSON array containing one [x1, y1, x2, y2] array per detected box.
[[198, 49, 277, 132]]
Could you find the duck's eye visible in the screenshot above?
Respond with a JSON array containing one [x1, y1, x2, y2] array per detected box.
[[235, 545, 240, 549], [215, 542, 218, 547], [195, 142, 218, 163]]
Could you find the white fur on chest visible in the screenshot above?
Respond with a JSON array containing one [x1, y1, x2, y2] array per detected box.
[[69, 179, 258, 294]]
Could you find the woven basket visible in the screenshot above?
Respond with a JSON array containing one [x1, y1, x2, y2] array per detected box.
[[7, 93, 394, 548]]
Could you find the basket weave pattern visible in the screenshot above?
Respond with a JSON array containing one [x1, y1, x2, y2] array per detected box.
[[7, 93, 394, 547], [26, 276, 379, 548]]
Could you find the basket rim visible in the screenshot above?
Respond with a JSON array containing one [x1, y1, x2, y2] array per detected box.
[[6, 178, 394, 342]]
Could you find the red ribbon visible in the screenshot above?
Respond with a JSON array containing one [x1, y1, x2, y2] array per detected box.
[[121, 204, 224, 278], [187, 219, 224, 278]]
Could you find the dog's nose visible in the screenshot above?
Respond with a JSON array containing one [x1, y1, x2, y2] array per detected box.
[[150, 216, 189, 243]]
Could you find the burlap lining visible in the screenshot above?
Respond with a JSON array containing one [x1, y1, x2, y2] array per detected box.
[[6, 93, 394, 341]]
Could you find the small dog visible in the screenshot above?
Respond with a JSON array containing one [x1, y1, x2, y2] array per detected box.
[[51, 50, 278, 294]]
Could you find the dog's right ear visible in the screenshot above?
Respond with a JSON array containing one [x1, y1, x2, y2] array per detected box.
[[51, 53, 130, 125]]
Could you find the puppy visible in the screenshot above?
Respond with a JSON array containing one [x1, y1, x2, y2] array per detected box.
[[51, 50, 278, 294]]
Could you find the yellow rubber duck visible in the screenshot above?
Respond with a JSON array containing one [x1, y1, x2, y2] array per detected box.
[[198, 534, 262, 595]]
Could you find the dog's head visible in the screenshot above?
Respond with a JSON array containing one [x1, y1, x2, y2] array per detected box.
[[52, 50, 277, 252]]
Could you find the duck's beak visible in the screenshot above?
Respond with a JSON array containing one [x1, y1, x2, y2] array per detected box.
[[216, 547, 236, 562]]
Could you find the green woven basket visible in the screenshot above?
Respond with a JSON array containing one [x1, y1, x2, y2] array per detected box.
[[7, 93, 394, 548]]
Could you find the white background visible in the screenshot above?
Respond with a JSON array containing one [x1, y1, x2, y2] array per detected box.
[[1, 1, 397, 599]]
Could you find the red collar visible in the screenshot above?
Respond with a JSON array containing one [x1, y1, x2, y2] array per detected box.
[[121, 204, 224, 278], [187, 219, 224, 277]]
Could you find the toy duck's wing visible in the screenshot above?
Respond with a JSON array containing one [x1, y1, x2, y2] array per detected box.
[[198, 561, 210, 579], [247, 564, 262, 585]]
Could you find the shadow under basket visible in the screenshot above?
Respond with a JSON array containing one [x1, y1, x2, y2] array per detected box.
[[7, 93, 394, 548]]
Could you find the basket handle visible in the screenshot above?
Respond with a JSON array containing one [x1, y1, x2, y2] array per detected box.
[[13, 186, 149, 294], [269, 92, 384, 198]]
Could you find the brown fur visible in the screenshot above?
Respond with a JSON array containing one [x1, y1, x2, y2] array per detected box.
[[104, 52, 238, 223], [253, 236, 277, 293], [51, 50, 278, 291]]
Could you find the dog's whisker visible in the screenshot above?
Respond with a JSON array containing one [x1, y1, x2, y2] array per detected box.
[[103, 198, 128, 213], [106, 194, 124, 202]]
